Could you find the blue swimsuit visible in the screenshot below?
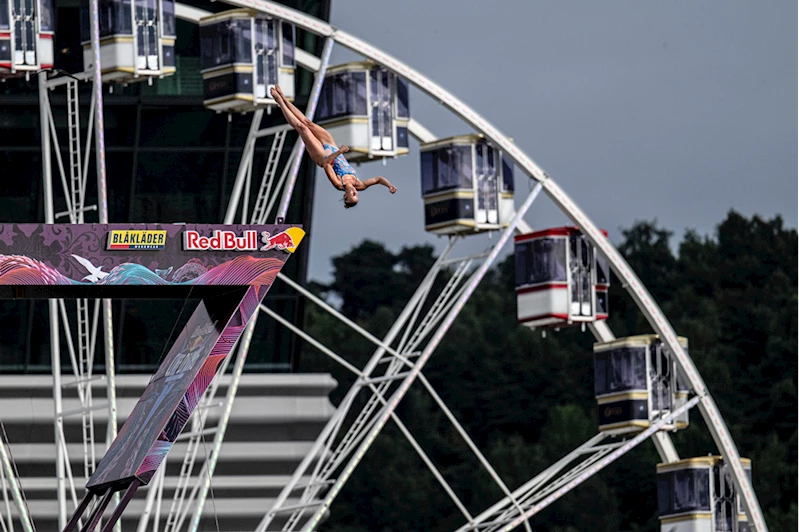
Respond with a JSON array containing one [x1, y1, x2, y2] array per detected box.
[[323, 143, 357, 186]]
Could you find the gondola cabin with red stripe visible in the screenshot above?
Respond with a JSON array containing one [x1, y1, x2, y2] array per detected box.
[[514, 226, 609, 328], [0, 0, 54, 79]]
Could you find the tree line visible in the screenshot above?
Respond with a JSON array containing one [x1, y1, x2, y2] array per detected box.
[[298, 211, 797, 531]]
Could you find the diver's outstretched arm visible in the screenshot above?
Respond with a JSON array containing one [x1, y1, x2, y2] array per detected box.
[[361, 176, 397, 194]]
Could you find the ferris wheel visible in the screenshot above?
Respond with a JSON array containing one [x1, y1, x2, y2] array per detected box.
[[0, 1, 768, 531]]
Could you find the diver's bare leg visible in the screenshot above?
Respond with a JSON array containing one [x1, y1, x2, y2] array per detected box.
[[271, 87, 328, 166], [274, 85, 335, 145]]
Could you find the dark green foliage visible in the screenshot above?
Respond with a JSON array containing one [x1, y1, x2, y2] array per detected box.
[[298, 211, 796, 531]]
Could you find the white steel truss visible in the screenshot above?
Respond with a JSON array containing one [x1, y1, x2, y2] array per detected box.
[[254, 184, 544, 532], [0, 427, 33, 532], [459, 396, 701, 532], [40, 72, 119, 528], [33, 0, 119, 527], [40, 74, 114, 531]]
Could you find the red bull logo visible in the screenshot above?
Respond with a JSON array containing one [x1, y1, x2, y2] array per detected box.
[[182, 228, 305, 253], [183, 230, 259, 251], [260, 228, 304, 253]]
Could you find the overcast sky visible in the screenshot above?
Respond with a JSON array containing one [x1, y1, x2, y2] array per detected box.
[[304, 0, 797, 283]]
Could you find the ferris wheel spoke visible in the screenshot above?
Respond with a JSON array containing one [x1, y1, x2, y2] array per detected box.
[[274, 185, 543, 532]]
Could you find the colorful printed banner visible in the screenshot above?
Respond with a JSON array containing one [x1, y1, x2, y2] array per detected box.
[[0, 223, 305, 298], [86, 284, 273, 490]]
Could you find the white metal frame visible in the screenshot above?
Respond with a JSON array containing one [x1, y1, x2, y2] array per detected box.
[[464, 396, 701, 532], [365, 66, 398, 157], [472, 141, 498, 226], [0, 430, 32, 532], [25, 0, 120, 529]]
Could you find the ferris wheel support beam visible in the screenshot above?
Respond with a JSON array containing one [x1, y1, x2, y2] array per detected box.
[[213, 2, 765, 529], [34, 0, 120, 528], [465, 396, 700, 532], [224, 110, 264, 224], [39, 68, 68, 530], [255, 237, 461, 532], [0, 430, 34, 532], [296, 183, 543, 531]]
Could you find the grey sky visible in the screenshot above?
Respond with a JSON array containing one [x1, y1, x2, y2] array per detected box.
[[304, 0, 797, 283]]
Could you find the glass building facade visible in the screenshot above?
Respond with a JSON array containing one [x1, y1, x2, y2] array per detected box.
[[0, 0, 330, 373]]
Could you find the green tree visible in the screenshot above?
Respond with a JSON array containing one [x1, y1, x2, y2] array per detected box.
[[306, 211, 796, 531]]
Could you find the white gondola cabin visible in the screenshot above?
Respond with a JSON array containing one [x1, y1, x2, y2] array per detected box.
[[657, 457, 752, 532], [593, 334, 691, 434], [316, 61, 409, 163], [0, 0, 54, 79], [514, 227, 609, 328], [79, 0, 177, 84], [200, 9, 296, 113], [420, 135, 515, 234]]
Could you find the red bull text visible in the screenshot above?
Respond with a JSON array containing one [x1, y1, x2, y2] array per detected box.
[[183, 230, 259, 251], [182, 230, 296, 252]]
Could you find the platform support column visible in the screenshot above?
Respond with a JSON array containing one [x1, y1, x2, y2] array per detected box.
[[100, 480, 141, 532], [62, 491, 93, 532], [186, 314, 260, 532], [225, 110, 264, 224]]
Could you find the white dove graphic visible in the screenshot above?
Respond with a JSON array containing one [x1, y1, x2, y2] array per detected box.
[[71, 254, 109, 283]]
